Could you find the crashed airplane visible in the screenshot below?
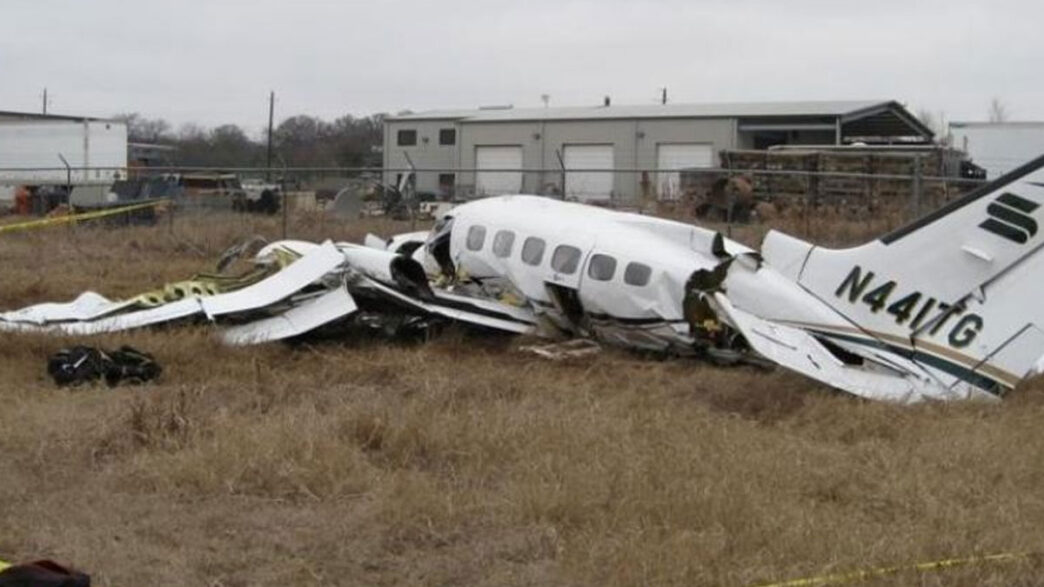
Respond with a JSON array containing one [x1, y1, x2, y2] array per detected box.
[[6, 155, 1044, 402]]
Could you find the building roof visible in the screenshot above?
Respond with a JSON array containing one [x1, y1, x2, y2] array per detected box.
[[388, 100, 933, 141], [951, 121, 1044, 128], [388, 100, 896, 122], [0, 109, 115, 123]]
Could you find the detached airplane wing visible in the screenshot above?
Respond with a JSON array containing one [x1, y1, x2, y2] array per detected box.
[[0, 240, 348, 338]]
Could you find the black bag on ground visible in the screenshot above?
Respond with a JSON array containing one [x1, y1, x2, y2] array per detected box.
[[0, 559, 90, 586], [47, 345, 162, 387], [104, 346, 162, 386]]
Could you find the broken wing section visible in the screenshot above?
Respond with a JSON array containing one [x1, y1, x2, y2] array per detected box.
[[0, 240, 355, 344], [221, 285, 358, 345], [710, 294, 993, 403], [0, 291, 135, 325], [201, 241, 344, 318]]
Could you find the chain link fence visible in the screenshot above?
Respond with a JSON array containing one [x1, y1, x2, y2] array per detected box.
[[0, 163, 986, 249]]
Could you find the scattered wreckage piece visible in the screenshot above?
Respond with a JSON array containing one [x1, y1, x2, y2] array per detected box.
[[6, 154, 1044, 403], [221, 285, 357, 345], [47, 345, 161, 387], [519, 339, 602, 361], [0, 291, 134, 325]]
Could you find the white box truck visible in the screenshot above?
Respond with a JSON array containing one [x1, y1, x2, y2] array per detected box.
[[0, 119, 128, 188]]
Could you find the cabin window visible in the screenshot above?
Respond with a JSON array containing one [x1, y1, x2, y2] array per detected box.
[[466, 225, 487, 251], [587, 254, 617, 281], [624, 262, 652, 286], [492, 230, 515, 258], [551, 245, 582, 274], [397, 129, 417, 146], [521, 237, 545, 265]]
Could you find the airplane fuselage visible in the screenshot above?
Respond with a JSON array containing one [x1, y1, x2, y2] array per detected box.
[[441, 195, 846, 352]]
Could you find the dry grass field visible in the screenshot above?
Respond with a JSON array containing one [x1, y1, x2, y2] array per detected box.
[[2, 209, 1044, 586]]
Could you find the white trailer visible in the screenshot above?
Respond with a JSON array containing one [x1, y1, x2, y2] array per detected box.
[[0, 119, 128, 187], [949, 121, 1044, 179]]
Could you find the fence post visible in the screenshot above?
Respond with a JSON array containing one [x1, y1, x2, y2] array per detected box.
[[724, 152, 733, 238], [281, 176, 289, 240], [804, 170, 812, 240], [912, 154, 923, 222]]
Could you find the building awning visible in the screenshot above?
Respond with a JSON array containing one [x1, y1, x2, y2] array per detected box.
[[735, 101, 933, 143], [840, 102, 933, 142]]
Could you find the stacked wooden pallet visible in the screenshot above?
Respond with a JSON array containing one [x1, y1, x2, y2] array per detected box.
[[715, 150, 963, 207]]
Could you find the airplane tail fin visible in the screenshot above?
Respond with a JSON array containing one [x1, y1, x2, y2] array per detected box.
[[762, 154, 1044, 394]]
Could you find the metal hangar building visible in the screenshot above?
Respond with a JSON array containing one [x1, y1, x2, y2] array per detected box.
[[382, 99, 932, 203]]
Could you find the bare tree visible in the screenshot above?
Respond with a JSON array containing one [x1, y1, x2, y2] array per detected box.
[[112, 113, 172, 143], [113, 111, 386, 168], [916, 109, 938, 133], [916, 108, 952, 146], [989, 98, 1009, 123]]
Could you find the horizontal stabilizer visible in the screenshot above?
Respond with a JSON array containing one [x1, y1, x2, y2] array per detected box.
[[711, 294, 988, 403]]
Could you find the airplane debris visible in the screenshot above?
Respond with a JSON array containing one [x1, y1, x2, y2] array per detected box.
[[47, 345, 161, 387], [519, 339, 601, 361], [7, 154, 1044, 402]]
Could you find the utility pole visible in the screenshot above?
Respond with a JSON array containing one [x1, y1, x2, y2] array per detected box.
[[42, 88, 48, 114], [661, 87, 667, 105], [266, 91, 275, 181]]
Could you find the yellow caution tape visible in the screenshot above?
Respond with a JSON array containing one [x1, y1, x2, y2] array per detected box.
[[753, 552, 1033, 586], [0, 199, 168, 235]]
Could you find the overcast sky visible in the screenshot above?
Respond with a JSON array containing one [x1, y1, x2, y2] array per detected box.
[[1, 0, 1039, 136]]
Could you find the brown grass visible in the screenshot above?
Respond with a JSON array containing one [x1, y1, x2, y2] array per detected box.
[[2, 211, 1044, 586]]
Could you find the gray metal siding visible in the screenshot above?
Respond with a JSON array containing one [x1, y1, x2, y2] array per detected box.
[[634, 119, 735, 198], [541, 120, 635, 200], [383, 116, 739, 202], [459, 122, 542, 194], [384, 119, 461, 193]]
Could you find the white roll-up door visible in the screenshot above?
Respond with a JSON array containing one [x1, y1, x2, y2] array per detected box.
[[657, 143, 713, 200], [564, 144, 614, 202], [476, 146, 523, 195]]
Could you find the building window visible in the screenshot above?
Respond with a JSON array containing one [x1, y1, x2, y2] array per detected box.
[[624, 262, 652, 286], [521, 237, 545, 265], [439, 128, 456, 146], [551, 245, 582, 275], [466, 225, 487, 251], [397, 129, 417, 146], [492, 230, 516, 258], [587, 254, 617, 281]]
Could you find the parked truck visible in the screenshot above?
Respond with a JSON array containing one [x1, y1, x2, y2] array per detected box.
[[0, 119, 127, 212]]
